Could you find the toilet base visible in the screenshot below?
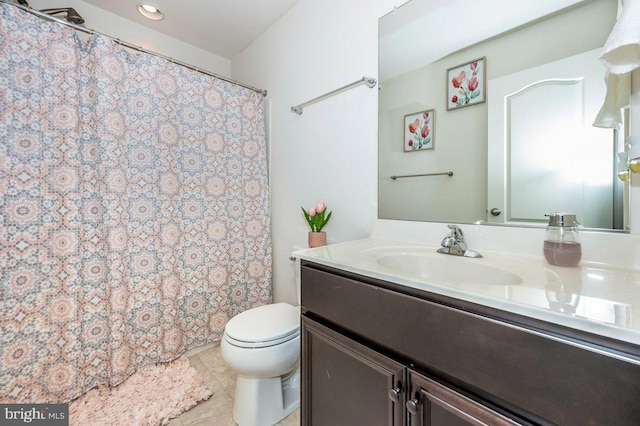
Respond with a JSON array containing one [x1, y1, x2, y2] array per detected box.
[[232, 367, 300, 426]]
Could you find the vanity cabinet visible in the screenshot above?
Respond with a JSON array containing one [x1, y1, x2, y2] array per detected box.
[[302, 315, 519, 426], [300, 260, 640, 426], [301, 316, 405, 425], [405, 369, 521, 426]]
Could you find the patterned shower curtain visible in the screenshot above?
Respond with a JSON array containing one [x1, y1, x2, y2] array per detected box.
[[0, 3, 271, 404]]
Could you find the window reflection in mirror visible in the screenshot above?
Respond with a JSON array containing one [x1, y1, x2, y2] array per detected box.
[[378, 0, 628, 231]]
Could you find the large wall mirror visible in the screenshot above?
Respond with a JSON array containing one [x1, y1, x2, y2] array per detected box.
[[378, 0, 630, 231]]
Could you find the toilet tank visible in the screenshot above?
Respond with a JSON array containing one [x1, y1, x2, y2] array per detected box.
[[292, 244, 306, 305]]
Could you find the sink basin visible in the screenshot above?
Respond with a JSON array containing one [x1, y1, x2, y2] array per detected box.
[[376, 253, 523, 286]]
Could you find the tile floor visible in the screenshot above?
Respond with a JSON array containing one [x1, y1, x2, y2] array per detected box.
[[168, 343, 300, 426]]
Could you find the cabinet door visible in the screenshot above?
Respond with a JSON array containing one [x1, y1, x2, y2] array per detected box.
[[301, 316, 405, 426], [406, 370, 523, 426]]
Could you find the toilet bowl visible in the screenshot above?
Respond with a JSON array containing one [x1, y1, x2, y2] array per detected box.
[[221, 302, 301, 426]]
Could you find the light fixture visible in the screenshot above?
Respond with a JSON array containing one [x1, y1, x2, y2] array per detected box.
[[137, 4, 164, 21], [629, 138, 640, 174]]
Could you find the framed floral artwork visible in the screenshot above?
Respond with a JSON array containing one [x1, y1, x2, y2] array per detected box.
[[404, 109, 435, 152], [446, 57, 486, 110]]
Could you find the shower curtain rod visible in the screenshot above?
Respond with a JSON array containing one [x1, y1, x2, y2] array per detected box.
[[0, 0, 268, 97]]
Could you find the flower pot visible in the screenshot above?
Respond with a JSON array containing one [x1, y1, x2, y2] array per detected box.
[[308, 231, 327, 248]]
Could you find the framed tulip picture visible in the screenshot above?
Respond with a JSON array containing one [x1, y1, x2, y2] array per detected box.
[[446, 57, 486, 111], [403, 109, 435, 152]]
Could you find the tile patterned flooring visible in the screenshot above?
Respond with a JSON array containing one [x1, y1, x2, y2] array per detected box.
[[168, 343, 300, 426]]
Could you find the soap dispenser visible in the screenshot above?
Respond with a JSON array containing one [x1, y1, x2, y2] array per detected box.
[[543, 212, 581, 267]]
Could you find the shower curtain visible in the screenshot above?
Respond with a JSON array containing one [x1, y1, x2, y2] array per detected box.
[[0, 3, 272, 404]]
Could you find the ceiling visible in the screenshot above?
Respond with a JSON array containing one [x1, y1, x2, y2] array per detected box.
[[80, 0, 300, 59]]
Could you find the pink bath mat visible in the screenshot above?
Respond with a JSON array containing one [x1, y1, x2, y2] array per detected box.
[[69, 356, 213, 425]]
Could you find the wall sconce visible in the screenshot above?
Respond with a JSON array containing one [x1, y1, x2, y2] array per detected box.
[[627, 136, 640, 173], [617, 152, 630, 181]]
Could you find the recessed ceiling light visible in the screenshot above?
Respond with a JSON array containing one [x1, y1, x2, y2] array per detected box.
[[138, 4, 164, 21]]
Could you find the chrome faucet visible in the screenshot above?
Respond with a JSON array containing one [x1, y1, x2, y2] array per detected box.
[[437, 224, 482, 258]]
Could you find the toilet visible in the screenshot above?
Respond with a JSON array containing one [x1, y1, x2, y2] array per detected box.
[[221, 303, 300, 426], [220, 245, 306, 426], [221, 252, 303, 426]]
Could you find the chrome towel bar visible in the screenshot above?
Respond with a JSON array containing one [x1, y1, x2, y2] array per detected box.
[[390, 171, 454, 180], [291, 76, 377, 115]]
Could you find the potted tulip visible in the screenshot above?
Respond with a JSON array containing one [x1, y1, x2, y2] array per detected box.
[[301, 199, 332, 247]]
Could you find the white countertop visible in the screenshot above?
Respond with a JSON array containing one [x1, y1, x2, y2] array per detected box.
[[294, 238, 640, 348]]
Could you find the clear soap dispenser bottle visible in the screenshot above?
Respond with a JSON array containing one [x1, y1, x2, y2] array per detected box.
[[543, 212, 581, 267]]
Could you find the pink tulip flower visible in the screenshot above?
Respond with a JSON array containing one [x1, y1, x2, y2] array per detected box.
[[468, 76, 479, 92], [408, 118, 420, 134], [452, 70, 466, 88]]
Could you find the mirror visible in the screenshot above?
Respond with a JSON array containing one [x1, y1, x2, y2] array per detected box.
[[378, 0, 629, 231]]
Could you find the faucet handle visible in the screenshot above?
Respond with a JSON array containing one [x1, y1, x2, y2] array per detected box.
[[438, 224, 481, 258], [447, 224, 464, 240]]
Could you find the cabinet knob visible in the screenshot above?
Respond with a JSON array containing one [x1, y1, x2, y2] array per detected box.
[[388, 387, 401, 402], [406, 398, 420, 415]]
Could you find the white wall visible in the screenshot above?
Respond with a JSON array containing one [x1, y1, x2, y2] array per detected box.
[[232, 0, 403, 305], [26, 0, 231, 76]]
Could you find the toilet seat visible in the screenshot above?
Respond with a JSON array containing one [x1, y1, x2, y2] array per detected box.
[[224, 303, 300, 348]]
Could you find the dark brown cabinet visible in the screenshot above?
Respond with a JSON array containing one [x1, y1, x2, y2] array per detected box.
[[301, 316, 405, 426], [406, 370, 521, 426], [301, 315, 520, 426], [300, 260, 640, 426]]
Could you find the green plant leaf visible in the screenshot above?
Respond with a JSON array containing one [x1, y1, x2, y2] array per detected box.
[[301, 206, 314, 231], [318, 211, 332, 231]]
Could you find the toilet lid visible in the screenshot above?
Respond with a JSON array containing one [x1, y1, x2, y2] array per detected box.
[[224, 303, 300, 348]]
